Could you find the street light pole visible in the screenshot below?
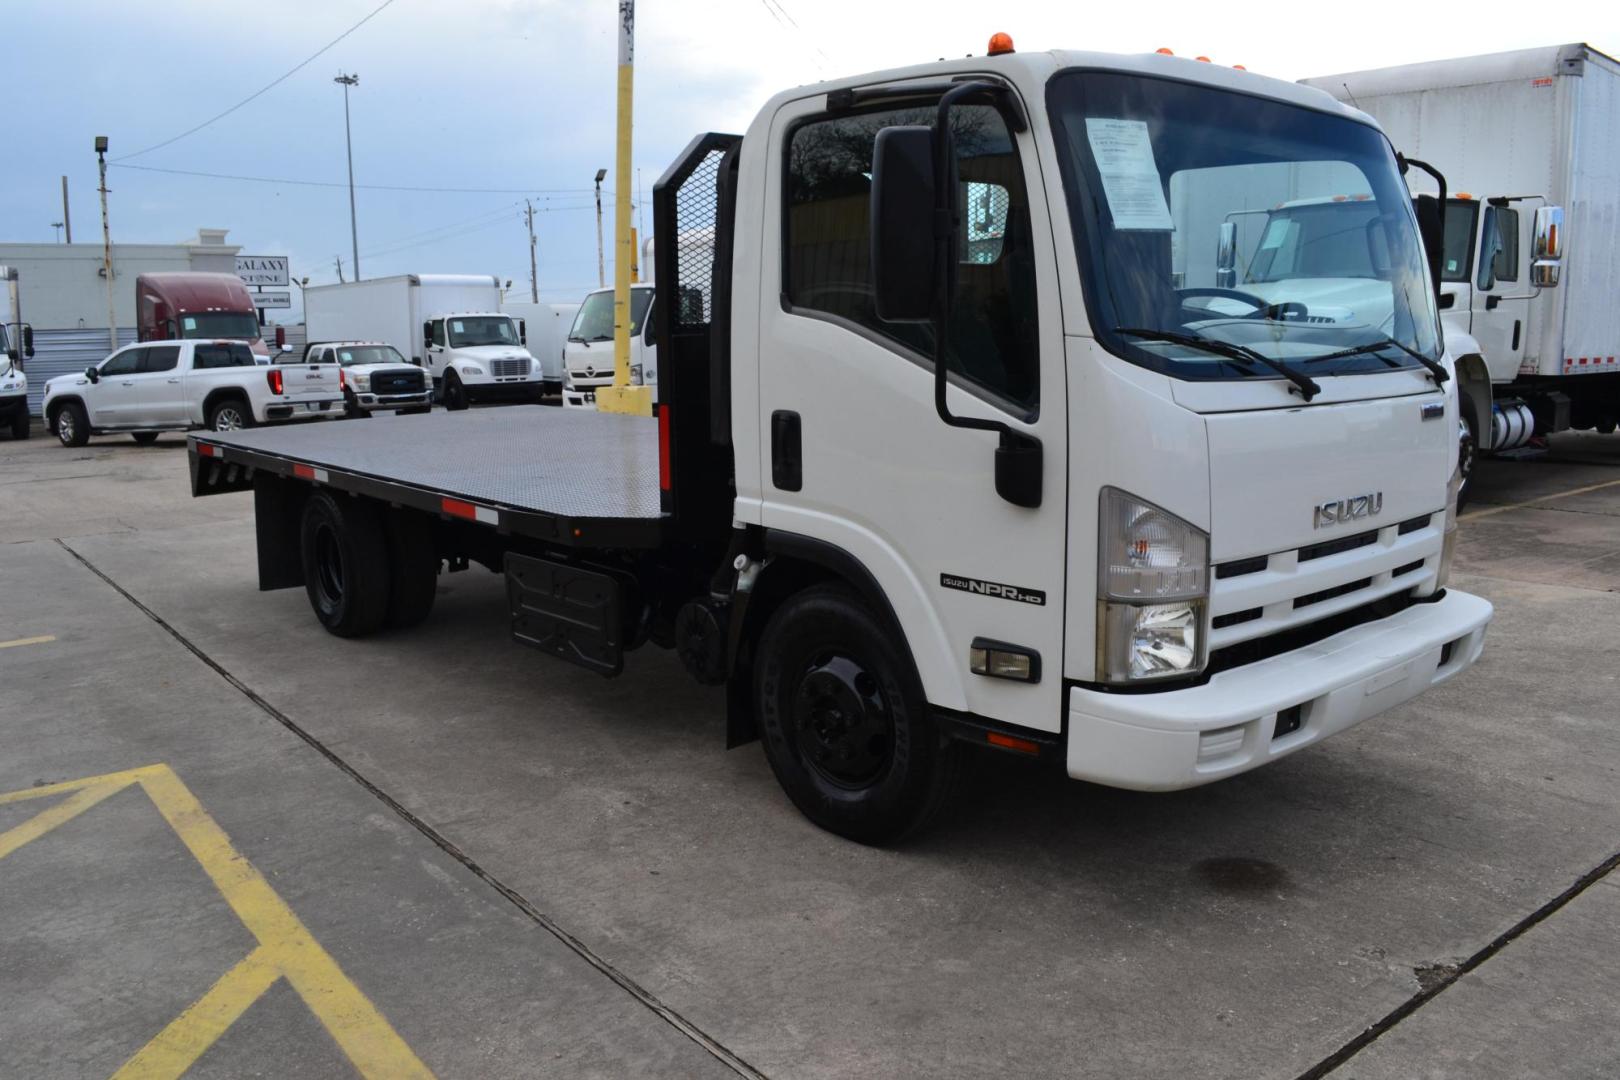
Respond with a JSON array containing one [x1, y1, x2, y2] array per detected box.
[[593, 168, 607, 288], [96, 136, 117, 352], [335, 73, 361, 281]]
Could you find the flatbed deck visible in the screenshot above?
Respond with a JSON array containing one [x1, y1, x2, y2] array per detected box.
[[189, 406, 665, 548]]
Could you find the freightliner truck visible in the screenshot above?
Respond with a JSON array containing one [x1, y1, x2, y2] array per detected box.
[[1302, 44, 1620, 487], [187, 41, 1492, 842]]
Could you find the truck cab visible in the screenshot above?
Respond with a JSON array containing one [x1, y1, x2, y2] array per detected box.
[[422, 312, 543, 409], [0, 323, 29, 440], [136, 272, 270, 362], [561, 284, 655, 407]]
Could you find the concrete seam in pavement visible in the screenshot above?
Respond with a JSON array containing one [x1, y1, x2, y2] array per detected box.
[[55, 538, 769, 1080], [1293, 848, 1620, 1079]]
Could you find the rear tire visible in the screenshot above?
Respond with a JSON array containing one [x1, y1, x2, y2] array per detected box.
[[54, 402, 89, 447], [385, 510, 439, 629], [300, 491, 391, 638], [754, 584, 959, 845], [207, 397, 254, 432], [131, 432, 160, 445], [10, 411, 30, 439], [443, 372, 469, 411]]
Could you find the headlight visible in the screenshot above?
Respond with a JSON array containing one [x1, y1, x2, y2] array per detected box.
[[461, 364, 484, 376], [1096, 487, 1209, 683], [630, 364, 644, 385], [352, 374, 370, 391]]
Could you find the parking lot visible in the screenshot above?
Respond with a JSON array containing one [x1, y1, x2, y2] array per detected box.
[[2, 419, 1617, 1079]]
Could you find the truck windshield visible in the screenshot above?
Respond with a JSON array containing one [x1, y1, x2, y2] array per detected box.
[[446, 317, 519, 348], [333, 345, 407, 367], [568, 290, 652, 343], [1048, 71, 1440, 381], [179, 312, 261, 341]]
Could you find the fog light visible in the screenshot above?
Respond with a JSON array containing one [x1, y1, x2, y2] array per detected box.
[[1099, 599, 1207, 682], [969, 638, 1040, 683]]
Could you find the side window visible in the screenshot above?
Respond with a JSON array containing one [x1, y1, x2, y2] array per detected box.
[[101, 348, 144, 377], [1441, 201, 1478, 282], [784, 103, 1040, 411], [430, 320, 446, 347], [143, 345, 180, 373], [320, 348, 336, 364], [1492, 207, 1519, 284], [194, 344, 255, 369]]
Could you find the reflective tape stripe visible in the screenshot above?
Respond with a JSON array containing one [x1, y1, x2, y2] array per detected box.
[[441, 498, 498, 526], [292, 464, 329, 483]]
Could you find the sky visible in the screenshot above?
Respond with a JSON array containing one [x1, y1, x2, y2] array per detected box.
[[3, 0, 1615, 321]]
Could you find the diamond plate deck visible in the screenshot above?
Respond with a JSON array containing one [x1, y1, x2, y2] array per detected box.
[[205, 406, 663, 521]]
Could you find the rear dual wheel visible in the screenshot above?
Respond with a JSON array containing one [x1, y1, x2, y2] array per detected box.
[[300, 493, 439, 637]]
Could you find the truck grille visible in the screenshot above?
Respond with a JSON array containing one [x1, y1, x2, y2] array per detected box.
[[1207, 512, 1443, 654], [372, 370, 425, 394], [489, 357, 530, 378]]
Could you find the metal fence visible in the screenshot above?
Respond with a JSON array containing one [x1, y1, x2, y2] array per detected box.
[[19, 324, 308, 416]]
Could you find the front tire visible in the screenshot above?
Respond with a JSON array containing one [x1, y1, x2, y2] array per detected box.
[[9, 410, 29, 439], [443, 372, 469, 411], [755, 584, 959, 845], [300, 492, 391, 638], [207, 397, 254, 432], [54, 402, 89, 447], [1458, 397, 1480, 511]]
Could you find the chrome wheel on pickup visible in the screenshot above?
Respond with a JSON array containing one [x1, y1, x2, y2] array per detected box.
[[208, 399, 251, 432]]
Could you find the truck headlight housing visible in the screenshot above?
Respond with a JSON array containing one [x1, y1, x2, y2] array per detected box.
[[461, 364, 484, 376], [1097, 487, 1210, 683], [351, 373, 370, 391]]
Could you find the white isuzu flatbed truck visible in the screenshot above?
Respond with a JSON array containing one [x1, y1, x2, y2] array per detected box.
[[188, 43, 1491, 842]]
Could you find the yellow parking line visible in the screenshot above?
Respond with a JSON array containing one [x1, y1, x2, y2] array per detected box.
[[0, 634, 56, 650], [1460, 477, 1620, 522], [0, 765, 434, 1080], [112, 947, 281, 1080]]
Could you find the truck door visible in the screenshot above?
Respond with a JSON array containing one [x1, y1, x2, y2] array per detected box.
[[90, 346, 147, 425], [424, 318, 447, 383], [755, 93, 1069, 734], [135, 344, 185, 424], [1468, 204, 1531, 383]]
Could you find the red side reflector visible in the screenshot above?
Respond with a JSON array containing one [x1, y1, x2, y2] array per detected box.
[[987, 731, 1041, 755], [293, 464, 315, 480], [197, 442, 219, 457], [658, 405, 672, 492], [441, 498, 478, 521]]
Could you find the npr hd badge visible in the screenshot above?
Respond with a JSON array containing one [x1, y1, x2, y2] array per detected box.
[[941, 573, 1047, 606]]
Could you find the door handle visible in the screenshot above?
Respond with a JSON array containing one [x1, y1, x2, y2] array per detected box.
[[167, 378, 181, 384], [120, 380, 135, 386], [771, 410, 802, 491]]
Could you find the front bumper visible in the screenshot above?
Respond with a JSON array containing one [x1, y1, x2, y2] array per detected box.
[[1066, 589, 1492, 790], [356, 390, 432, 411], [262, 398, 343, 422], [463, 380, 544, 404]]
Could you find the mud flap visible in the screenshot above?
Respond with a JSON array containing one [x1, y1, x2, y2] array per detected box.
[[505, 552, 623, 676]]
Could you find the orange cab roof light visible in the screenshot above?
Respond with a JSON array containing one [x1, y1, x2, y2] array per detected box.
[[1156, 47, 1174, 55], [1233, 64, 1247, 70], [988, 32, 1015, 56], [1455, 192, 1473, 200], [1196, 55, 1212, 63]]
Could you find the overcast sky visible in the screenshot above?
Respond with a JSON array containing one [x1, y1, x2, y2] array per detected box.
[[3, 0, 1614, 318]]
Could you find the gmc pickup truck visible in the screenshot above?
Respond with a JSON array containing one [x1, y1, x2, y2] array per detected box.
[[299, 341, 432, 417], [44, 340, 343, 446]]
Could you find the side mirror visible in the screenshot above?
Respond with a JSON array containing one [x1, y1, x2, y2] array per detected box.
[[1215, 222, 1238, 288], [423, 322, 434, 347], [21, 324, 33, 359], [870, 125, 941, 323], [1412, 194, 1446, 303], [84, 366, 100, 383], [279, 343, 293, 354], [517, 318, 527, 345], [1531, 205, 1564, 288]]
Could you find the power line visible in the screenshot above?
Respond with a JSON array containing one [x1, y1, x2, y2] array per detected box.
[[358, 202, 596, 261], [757, 0, 830, 69], [115, 0, 402, 162], [109, 162, 604, 196]]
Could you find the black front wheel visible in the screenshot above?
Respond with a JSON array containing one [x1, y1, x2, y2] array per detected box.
[[755, 585, 959, 845], [54, 402, 89, 447], [9, 411, 29, 439], [442, 373, 469, 411], [1458, 398, 1480, 511]]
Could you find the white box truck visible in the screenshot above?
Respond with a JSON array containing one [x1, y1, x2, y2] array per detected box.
[[502, 300, 577, 396], [1302, 44, 1620, 490], [190, 41, 1491, 843], [303, 274, 547, 409]]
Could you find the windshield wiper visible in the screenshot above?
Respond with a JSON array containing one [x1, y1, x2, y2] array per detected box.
[[1305, 337, 1450, 389], [1116, 327, 1321, 401]]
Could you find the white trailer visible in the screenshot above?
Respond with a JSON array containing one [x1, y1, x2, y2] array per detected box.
[[1303, 44, 1620, 477], [303, 274, 548, 409], [502, 301, 578, 393]]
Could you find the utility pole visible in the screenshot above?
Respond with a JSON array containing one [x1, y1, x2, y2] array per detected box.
[[525, 199, 539, 303], [335, 73, 361, 281], [593, 168, 607, 288], [96, 136, 117, 352], [596, 0, 649, 416], [60, 176, 72, 243], [51, 222, 63, 243], [334, 256, 346, 283]]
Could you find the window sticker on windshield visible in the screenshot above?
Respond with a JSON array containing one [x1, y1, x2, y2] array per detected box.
[[1084, 118, 1173, 231], [451, 321, 465, 333], [182, 316, 198, 331]]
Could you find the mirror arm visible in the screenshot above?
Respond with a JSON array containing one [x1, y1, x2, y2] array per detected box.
[[929, 82, 1042, 509]]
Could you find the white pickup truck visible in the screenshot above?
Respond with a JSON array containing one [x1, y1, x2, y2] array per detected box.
[[44, 339, 344, 446], [300, 341, 432, 417]]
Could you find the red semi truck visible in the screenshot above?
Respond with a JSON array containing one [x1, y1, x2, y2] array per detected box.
[[136, 272, 271, 361]]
